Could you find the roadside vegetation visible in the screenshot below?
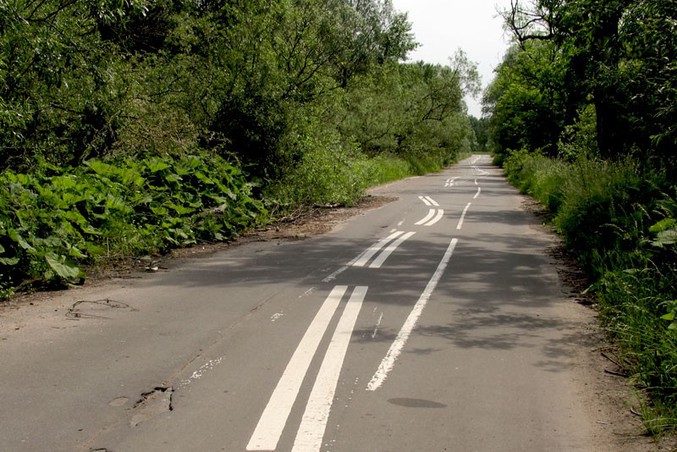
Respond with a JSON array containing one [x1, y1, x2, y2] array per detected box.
[[0, 1, 480, 296], [484, 0, 676, 434]]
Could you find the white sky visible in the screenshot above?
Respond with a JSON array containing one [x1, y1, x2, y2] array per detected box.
[[391, 0, 514, 117]]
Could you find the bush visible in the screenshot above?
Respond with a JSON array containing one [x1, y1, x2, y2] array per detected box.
[[501, 149, 677, 432], [0, 153, 266, 293]]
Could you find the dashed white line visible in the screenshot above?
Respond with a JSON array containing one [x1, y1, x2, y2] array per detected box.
[[367, 238, 459, 391], [372, 312, 384, 339], [473, 187, 481, 199], [456, 203, 472, 230], [292, 287, 368, 452]]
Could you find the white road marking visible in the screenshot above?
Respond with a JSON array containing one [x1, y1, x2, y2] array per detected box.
[[367, 238, 459, 391], [444, 177, 459, 187], [372, 312, 384, 339], [424, 196, 439, 206], [473, 187, 481, 199], [179, 358, 224, 388], [397, 220, 404, 227], [299, 288, 316, 298], [426, 209, 445, 226], [369, 232, 416, 268], [418, 196, 432, 206], [472, 166, 489, 176], [247, 286, 348, 451], [415, 209, 436, 225], [352, 231, 404, 267], [415, 209, 444, 227], [456, 203, 472, 230], [474, 179, 478, 186], [271, 312, 284, 322], [292, 286, 368, 452], [322, 266, 348, 283]]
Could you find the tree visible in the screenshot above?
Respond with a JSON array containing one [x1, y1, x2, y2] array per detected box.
[[500, 0, 677, 170]]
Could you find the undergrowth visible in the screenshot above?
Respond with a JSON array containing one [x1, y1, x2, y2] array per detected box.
[[0, 153, 267, 296], [503, 150, 677, 433]]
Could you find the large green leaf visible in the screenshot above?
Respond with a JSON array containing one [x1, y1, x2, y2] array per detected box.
[[45, 252, 82, 280]]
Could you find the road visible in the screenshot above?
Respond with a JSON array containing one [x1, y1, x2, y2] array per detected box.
[[1, 155, 622, 451]]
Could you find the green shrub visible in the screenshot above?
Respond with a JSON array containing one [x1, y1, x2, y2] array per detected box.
[[265, 127, 372, 214], [0, 153, 266, 294], [502, 149, 677, 432], [367, 155, 412, 185]]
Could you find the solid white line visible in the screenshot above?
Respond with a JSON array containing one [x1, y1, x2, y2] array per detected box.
[[424, 209, 444, 226], [424, 196, 439, 207], [246, 286, 347, 451], [370, 232, 416, 268], [415, 209, 436, 225], [352, 231, 404, 267], [418, 196, 432, 207], [456, 203, 472, 230], [292, 287, 368, 452], [367, 238, 459, 391], [473, 187, 481, 199]]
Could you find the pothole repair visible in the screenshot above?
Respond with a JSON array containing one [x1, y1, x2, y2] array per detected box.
[[66, 298, 137, 320], [130, 386, 174, 427]]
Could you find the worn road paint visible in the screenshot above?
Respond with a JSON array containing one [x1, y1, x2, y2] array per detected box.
[[456, 203, 472, 230], [367, 239, 459, 391], [474, 187, 481, 199], [247, 286, 347, 451], [292, 286, 368, 452], [415, 209, 444, 227], [369, 232, 416, 268], [372, 312, 384, 339], [444, 177, 459, 187], [352, 231, 404, 268], [418, 195, 440, 207], [415, 209, 436, 226]]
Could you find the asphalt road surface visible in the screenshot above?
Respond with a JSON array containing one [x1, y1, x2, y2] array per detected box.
[[1, 155, 617, 451]]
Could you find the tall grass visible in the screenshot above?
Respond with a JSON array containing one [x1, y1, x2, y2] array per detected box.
[[503, 150, 677, 433]]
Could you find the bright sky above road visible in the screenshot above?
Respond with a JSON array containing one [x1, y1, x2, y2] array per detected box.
[[392, 0, 514, 117]]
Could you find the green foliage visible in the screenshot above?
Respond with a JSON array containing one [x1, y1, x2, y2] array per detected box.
[[0, 0, 477, 297], [502, 150, 677, 432], [483, 41, 567, 160], [265, 121, 371, 212], [0, 153, 266, 293], [491, 0, 677, 173]]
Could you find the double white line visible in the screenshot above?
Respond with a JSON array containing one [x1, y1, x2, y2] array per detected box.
[[247, 286, 368, 452], [352, 230, 416, 268], [444, 177, 459, 187], [416, 196, 444, 226]]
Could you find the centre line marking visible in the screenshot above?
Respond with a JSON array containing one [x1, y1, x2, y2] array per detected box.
[[367, 238, 459, 391], [247, 286, 347, 451], [292, 286, 368, 452], [473, 187, 481, 199], [456, 203, 472, 230]]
